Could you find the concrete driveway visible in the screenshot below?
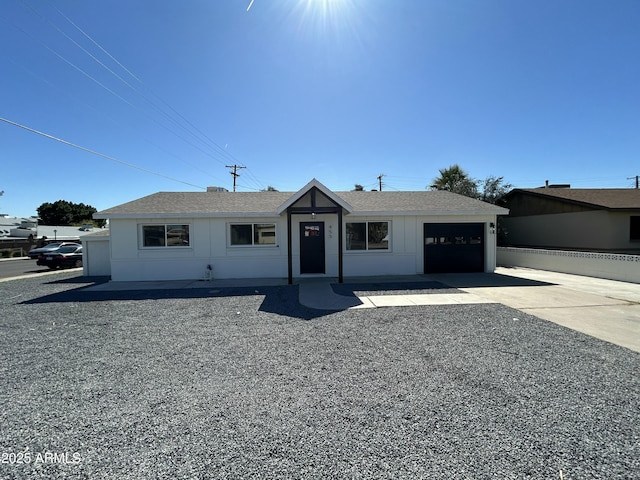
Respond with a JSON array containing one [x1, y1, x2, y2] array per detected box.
[[430, 267, 640, 353]]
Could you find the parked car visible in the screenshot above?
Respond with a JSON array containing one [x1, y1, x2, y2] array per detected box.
[[28, 242, 80, 259], [37, 245, 83, 269]]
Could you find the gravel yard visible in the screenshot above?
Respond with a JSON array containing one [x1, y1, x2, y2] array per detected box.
[[1, 272, 638, 479]]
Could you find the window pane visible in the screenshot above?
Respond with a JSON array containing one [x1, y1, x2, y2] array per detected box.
[[143, 225, 165, 247], [440, 237, 452, 245], [425, 237, 437, 245], [231, 224, 252, 245], [346, 223, 366, 250], [254, 224, 276, 245], [631, 216, 640, 241], [368, 222, 389, 250], [454, 236, 466, 245], [469, 236, 482, 245], [167, 225, 189, 246]]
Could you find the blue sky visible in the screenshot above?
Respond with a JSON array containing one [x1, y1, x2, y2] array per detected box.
[[1, 0, 639, 218]]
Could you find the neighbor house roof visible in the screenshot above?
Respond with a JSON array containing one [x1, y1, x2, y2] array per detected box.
[[95, 180, 508, 219], [506, 188, 640, 210]]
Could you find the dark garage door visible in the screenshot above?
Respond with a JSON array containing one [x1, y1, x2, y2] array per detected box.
[[424, 223, 485, 273]]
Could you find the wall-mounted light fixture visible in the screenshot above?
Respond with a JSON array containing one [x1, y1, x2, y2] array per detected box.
[[311, 212, 316, 220], [489, 222, 496, 234]]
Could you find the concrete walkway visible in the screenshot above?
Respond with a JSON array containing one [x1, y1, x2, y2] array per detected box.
[[297, 278, 496, 310]]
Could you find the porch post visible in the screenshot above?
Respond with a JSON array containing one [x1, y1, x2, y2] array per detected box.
[[287, 209, 293, 284], [338, 208, 343, 283]]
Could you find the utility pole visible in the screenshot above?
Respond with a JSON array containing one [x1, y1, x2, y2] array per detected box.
[[628, 176, 639, 189], [377, 174, 385, 191], [226, 165, 246, 192]]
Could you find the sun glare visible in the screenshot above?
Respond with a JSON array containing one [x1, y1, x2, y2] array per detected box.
[[293, 0, 360, 38]]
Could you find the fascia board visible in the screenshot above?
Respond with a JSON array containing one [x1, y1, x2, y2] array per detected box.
[[348, 208, 509, 216], [93, 212, 281, 220]]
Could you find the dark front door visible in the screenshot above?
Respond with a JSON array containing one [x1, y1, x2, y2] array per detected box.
[[424, 223, 485, 273], [300, 222, 325, 274]]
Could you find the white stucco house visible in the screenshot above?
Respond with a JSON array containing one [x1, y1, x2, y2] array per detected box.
[[92, 179, 508, 283]]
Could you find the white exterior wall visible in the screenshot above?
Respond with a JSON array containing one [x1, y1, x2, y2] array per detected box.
[[106, 214, 500, 281], [342, 215, 415, 276], [108, 217, 288, 281], [81, 237, 111, 276], [498, 247, 640, 283], [343, 214, 499, 277]]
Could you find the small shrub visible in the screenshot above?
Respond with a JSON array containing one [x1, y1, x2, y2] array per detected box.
[[12, 250, 23, 258]]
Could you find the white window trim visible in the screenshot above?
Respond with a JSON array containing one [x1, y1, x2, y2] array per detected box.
[[345, 220, 392, 253], [139, 223, 191, 249], [228, 222, 278, 247]]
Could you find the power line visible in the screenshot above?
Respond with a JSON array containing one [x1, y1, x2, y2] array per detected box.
[[3, 54, 224, 184], [0, 116, 206, 190], [14, 2, 248, 175], [48, 1, 142, 83], [46, 2, 247, 169], [8, 3, 273, 196]]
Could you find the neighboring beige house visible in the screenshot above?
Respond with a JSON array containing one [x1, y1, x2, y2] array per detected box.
[[93, 179, 508, 283], [501, 188, 640, 254]]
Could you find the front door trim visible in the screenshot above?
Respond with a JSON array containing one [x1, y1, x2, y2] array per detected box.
[[299, 221, 326, 274], [285, 186, 344, 284]]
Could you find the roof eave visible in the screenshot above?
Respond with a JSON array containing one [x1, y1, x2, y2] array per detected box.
[[507, 189, 612, 210], [348, 208, 509, 216], [94, 212, 281, 220]]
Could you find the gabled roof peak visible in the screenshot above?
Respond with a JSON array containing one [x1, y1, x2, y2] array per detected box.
[[276, 178, 353, 214]]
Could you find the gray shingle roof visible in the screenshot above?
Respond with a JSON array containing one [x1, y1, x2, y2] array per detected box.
[[95, 189, 508, 219], [509, 188, 640, 210]]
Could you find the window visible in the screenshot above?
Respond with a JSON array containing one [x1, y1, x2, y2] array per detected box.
[[631, 216, 640, 241], [346, 221, 389, 251], [230, 223, 276, 246], [142, 224, 190, 247]]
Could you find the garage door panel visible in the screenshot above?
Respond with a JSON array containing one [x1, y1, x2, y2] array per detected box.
[[424, 223, 484, 273]]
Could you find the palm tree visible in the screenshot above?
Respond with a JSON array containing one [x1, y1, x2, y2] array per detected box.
[[429, 164, 478, 198]]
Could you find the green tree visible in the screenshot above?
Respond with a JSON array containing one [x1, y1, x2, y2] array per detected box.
[[261, 186, 278, 192], [37, 200, 104, 227], [429, 164, 478, 198], [353, 184, 364, 191], [478, 175, 513, 205]]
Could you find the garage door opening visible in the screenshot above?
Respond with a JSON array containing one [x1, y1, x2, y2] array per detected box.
[[424, 223, 484, 273]]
